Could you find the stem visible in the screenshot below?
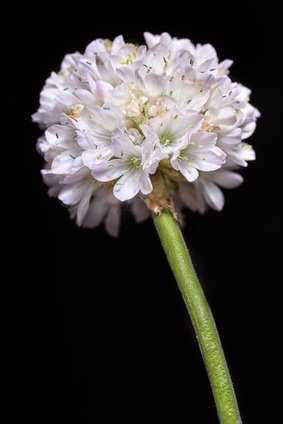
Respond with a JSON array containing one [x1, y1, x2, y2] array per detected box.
[[154, 211, 241, 424]]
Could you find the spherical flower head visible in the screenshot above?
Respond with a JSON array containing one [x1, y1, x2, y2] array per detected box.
[[33, 32, 260, 236]]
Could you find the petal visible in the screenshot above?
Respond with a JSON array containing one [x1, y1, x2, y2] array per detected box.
[[214, 107, 237, 126], [113, 170, 141, 201], [241, 121, 256, 139], [49, 152, 82, 175], [112, 35, 125, 54], [95, 80, 113, 102], [105, 205, 121, 237], [77, 185, 94, 225], [169, 112, 203, 138], [58, 182, 86, 205], [83, 198, 109, 228], [82, 148, 112, 169], [91, 160, 127, 182], [211, 171, 243, 188], [139, 173, 153, 195], [112, 128, 141, 156], [202, 181, 224, 210], [82, 150, 100, 169], [194, 132, 217, 145], [143, 74, 167, 97], [45, 125, 74, 147], [219, 129, 241, 145], [179, 182, 206, 213], [229, 143, 255, 166], [144, 32, 160, 48], [91, 106, 122, 131], [177, 161, 199, 182], [239, 143, 256, 161], [190, 147, 226, 171], [85, 39, 106, 55], [190, 131, 217, 148], [131, 198, 150, 222], [62, 167, 89, 184]]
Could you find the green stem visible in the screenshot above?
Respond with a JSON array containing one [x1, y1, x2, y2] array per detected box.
[[154, 211, 241, 424]]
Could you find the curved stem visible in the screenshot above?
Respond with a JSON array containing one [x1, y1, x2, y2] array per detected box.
[[154, 211, 241, 424]]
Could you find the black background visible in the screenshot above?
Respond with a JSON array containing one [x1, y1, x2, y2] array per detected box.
[[17, 2, 281, 422]]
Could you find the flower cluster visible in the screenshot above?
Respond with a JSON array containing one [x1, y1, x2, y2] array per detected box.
[[33, 32, 260, 236]]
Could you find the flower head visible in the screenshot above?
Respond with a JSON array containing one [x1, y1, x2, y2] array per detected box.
[[33, 32, 260, 235]]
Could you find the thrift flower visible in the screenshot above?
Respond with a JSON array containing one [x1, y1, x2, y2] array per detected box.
[[33, 32, 259, 235]]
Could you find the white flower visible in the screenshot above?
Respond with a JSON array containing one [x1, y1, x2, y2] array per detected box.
[[171, 132, 226, 182], [179, 168, 244, 213], [33, 32, 260, 235], [218, 129, 255, 167], [91, 128, 159, 201], [32, 53, 85, 127], [141, 110, 203, 156]]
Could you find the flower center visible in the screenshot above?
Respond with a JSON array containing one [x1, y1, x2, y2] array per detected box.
[[160, 132, 174, 146], [178, 150, 188, 160], [66, 104, 84, 120], [128, 156, 141, 169], [120, 51, 137, 65], [201, 120, 215, 132]]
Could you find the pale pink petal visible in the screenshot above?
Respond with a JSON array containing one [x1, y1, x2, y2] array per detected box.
[[105, 206, 121, 237], [202, 181, 224, 210], [212, 171, 243, 189]]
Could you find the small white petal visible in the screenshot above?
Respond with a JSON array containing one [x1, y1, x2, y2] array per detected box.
[[91, 161, 127, 182], [139, 173, 153, 195], [202, 181, 224, 211], [144, 32, 160, 48], [58, 182, 86, 205], [212, 171, 243, 188], [177, 161, 199, 182], [143, 74, 167, 97], [169, 112, 203, 138], [113, 170, 141, 201]]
